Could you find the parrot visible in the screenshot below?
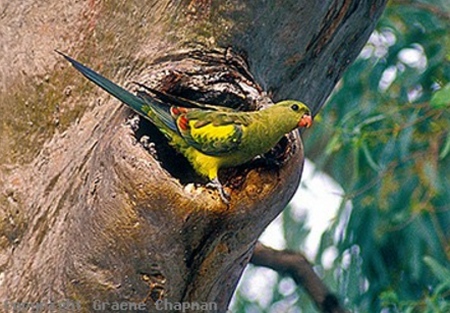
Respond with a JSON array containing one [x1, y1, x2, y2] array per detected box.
[[57, 51, 312, 203]]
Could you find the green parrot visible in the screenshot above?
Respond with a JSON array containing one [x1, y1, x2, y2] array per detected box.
[[57, 51, 312, 203]]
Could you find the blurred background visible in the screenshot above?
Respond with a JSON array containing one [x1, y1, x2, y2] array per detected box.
[[231, 1, 450, 312]]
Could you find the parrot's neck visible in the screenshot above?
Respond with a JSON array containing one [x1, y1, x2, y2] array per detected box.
[[242, 109, 299, 159], [257, 108, 298, 137]]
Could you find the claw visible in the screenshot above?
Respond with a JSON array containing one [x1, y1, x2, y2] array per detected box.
[[206, 177, 230, 204]]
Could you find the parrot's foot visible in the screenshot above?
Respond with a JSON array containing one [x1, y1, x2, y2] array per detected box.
[[207, 178, 230, 204]]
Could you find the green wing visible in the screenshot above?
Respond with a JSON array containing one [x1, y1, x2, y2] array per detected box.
[[176, 111, 251, 156]]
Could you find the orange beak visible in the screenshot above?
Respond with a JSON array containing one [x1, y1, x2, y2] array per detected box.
[[298, 114, 312, 128]]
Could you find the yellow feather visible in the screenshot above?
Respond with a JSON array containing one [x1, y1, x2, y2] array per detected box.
[[183, 147, 221, 180], [189, 121, 238, 141]]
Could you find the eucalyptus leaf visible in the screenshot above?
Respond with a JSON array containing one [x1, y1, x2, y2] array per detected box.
[[430, 83, 450, 108]]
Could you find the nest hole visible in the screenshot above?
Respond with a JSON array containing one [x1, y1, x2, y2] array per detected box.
[[129, 111, 294, 189], [131, 113, 202, 185]]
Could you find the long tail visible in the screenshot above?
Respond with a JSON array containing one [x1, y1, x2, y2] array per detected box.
[[56, 50, 177, 132]]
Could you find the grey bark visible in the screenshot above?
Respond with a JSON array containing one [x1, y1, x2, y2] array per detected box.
[[0, 1, 386, 312]]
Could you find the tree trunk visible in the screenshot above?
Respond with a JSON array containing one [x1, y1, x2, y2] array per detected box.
[[0, 0, 386, 312]]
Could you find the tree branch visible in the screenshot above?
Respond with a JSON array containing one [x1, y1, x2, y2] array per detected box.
[[250, 242, 348, 313]]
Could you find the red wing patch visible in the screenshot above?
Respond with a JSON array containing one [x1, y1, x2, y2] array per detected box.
[[177, 116, 190, 131], [170, 106, 189, 118]]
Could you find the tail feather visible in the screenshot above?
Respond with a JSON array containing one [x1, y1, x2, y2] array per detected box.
[[56, 50, 148, 115], [136, 90, 178, 132], [56, 50, 180, 133]]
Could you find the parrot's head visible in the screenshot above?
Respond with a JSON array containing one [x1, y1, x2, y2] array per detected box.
[[272, 100, 313, 130]]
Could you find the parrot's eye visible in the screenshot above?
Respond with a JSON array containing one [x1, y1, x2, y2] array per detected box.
[[291, 104, 299, 111]]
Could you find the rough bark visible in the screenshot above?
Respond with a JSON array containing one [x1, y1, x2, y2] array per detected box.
[[0, 1, 386, 312]]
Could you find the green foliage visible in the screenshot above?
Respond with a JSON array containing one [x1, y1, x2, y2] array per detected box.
[[233, 1, 450, 312], [305, 0, 450, 311], [431, 83, 450, 108]]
